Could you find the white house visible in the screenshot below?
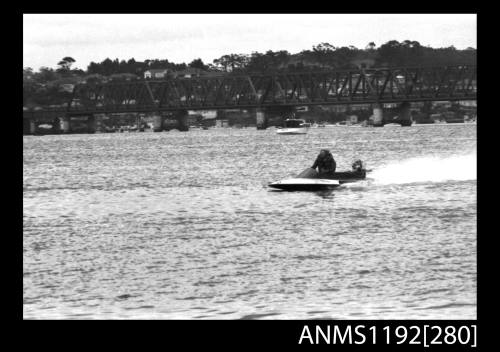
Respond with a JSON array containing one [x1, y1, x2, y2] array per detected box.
[[144, 69, 169, 79]]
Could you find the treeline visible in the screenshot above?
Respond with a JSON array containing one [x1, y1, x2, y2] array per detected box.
[[80, 40, 478, 75], [23, 40, 476, 107]]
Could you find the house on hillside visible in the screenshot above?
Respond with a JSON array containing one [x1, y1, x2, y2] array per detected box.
[[144, 68, 216, 79], [172, 68, 209, 78], [350, 57, 376, 69], [109, 73, 139, 81], [350, 52, 377, 69], [59, 83, 75, 93], [144, 69, 169, 79], [280, 56, 327, 70]]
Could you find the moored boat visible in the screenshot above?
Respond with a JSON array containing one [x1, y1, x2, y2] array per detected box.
[[276, 119, 310, 135]]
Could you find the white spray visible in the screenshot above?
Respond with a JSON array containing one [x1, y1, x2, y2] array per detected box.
[[369, 152, 476, 185]]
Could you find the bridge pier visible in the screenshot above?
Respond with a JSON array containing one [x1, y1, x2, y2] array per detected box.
[[153, 115, 164, 132], [398, 102, 412, 126], [136, 115, 145, 132], [216, 110, 226, 120], [51, 118, 61, 134], [29, 120, 36, 135], [176, 110, 189, 132], [61, 117, 71, 133], [87, 115, 96, 134], [412, 102, 433, 124], [255, 108, 268, 130], [94, 114, 106, 133], [373, 104, 384, 127]]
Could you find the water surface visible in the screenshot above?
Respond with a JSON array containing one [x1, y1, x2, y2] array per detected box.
[[23, 124, 477, 319]]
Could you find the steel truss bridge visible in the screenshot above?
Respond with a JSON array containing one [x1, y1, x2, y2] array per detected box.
[[24, 65, 476, 119]]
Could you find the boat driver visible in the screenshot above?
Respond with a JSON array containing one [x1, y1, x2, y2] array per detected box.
[[311, 149, 336, 176], [351, 159, 364, 172]]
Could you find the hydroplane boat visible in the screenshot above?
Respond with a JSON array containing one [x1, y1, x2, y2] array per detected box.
[[268, 160, 370, 191]]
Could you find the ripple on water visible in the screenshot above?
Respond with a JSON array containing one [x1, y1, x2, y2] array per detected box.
[[24, 126, 476, 319]]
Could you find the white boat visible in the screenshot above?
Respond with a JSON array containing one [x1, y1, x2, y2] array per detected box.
[[276, 119, 310, 135]]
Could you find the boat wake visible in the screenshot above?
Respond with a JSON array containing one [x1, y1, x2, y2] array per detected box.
[[369, 152, 476, 185]]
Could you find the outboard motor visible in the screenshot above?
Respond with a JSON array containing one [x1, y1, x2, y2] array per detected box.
[[352, 159, 365, 172]]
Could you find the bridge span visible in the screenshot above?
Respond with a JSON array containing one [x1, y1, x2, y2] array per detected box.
[[23, 65, 476, 133]]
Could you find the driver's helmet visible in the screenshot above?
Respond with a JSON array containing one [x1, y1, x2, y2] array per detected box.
[[320, 149, 331, 157], [352, 159, 364, 171]]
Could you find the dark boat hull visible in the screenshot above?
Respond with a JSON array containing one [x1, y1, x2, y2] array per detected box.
[[268, 178, 340, 191], [269, 185, 339, 192], [319, 170, 367, 183], [269, 183, 340, 191]]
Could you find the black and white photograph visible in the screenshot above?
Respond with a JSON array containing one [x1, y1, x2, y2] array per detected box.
[[23, 14, 477, 321]]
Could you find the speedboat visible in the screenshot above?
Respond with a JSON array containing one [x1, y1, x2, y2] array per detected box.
[[276, 119, 310, 135], [269, 160, 370, 191]]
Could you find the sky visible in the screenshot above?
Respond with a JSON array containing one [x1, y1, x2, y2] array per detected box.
[[23, 14, 477, 71]]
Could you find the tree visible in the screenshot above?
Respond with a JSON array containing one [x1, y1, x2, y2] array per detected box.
[[312, 43, 336, 68], [243, 50, 290, 72], [315, 42, 335, 51], [36, 66, 58, 82], [126, 58, 143, 74], [213, 54, 249, 72], [72, 69, 85, 76], [376, 40, 428, 66], [87, 61, 101, 75], [366, 42, 376, 51], [377, 40, 404, 66], [188, 58, 208, 70], [57, 57, 76, 73], [173, 62, 187, 71], [245, 52, 269, 72], [100, 58, 116, 75], [23, 67, 34, 82]]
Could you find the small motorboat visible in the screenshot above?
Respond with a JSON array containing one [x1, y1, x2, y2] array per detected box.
[[269, 160, 370, 191], [276, 119, 310, 135]]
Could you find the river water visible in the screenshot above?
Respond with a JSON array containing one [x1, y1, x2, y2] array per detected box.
[[23, 124, 476, 319]]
